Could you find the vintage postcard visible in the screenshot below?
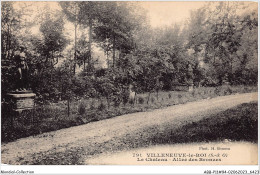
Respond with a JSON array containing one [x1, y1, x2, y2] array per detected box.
[[1, 0, 258, 174]]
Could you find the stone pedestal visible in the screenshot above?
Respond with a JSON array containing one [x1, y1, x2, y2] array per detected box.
[[6, 91, 36, 112]]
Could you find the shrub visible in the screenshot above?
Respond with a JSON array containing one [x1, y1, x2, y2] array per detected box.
[[78, 102, 86, 115], [243, 86, 248, 93], [191, 90, 196, 96], [225, 86, 233, 95], [113, 96, 121, 107], [214, 87, 221, 95], [151, 97, 155, 103], [129, 98, 135, 105], [90, 100, 95, 110], [86, 110, 98, 120], [98, 103, 106, 111], [219, 85, 233, 95], [122, 95, 129, 106], [138, 97, 144, 104]]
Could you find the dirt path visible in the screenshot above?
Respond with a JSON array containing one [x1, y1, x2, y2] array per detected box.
[[1, 92, 257, 165]]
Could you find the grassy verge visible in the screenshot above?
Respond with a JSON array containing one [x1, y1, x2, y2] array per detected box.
[[1, 85, 257, 143], [149, 102, 258, 144], [30, 102, 257, 165]]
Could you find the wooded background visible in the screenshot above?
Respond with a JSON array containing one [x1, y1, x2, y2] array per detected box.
[[1, 1, 258, 104]]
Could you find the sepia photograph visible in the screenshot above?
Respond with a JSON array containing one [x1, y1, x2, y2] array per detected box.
[[1, 0, 258, 173]]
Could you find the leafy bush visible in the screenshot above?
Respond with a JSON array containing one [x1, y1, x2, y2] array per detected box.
[[129, 98, 135, 105], [151, 97, 155, 103], [98, 102, 106, 111], [224, 86, 233, 95], [138, 97, 144, 104], [122, 89, 129, 105], [78, 102, 86, 115], [191, 90, 196, 97], [90, 100, 95, 110], [113, 96, 121, 107], [214, 87, 221, 95]]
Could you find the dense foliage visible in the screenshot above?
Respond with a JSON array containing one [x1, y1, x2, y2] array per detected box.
[[1, 2, 258, 104]]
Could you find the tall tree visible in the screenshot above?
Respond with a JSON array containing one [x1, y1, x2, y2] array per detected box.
[[60, 1, 82, 74], [1, 2, 35, 92], [38, 13, 68, 67], [1, 2, 21, 60], [185, 2, 257, 85], [94, 2, 144, 68], [77, 1, 101, 72]]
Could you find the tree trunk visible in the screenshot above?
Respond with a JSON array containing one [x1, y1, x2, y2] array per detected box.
[[6, 25, 10, 59], [147, 92, 151, 105], [106, 51, 109, 69], [67, 98, 70, 117], [50, 51, 54, 81], [73, 21, 77, 75], [83, 57, 86, 71], [133, 92, 137, 105], [112, 34, 116, 68], [88, 18, 93, 71], [107, 97, 110, 109]]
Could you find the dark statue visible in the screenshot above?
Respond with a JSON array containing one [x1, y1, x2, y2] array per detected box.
[[5, 46, 36, 113], [14, 46, 29, 91]]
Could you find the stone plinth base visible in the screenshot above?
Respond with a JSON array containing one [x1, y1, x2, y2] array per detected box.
[[6, 91, 36, 111]]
